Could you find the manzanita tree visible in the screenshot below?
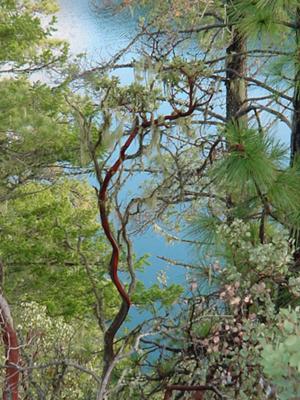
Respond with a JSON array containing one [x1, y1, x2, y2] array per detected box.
[[85, 0, 300, 397]]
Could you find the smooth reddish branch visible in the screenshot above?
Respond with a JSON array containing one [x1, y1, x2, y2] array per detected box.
[[99, 124, 140, 307]]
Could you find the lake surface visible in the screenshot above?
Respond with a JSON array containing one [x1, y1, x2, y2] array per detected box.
[[56, 0, 137, 59]]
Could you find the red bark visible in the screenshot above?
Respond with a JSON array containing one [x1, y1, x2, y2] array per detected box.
[[96, 78, 198, 396], [164, 385, 222, 399], [0, 295, 19, 400], [99, 123, 140, 307], [98, 81, 197, 308], [99, 108, 198, 363]]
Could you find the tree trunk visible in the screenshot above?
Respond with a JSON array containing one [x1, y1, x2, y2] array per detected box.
[[224, 3, 248, 221], [0, 294, 19, 400], [290, 7, 300, 254], [96, 301, 129, 400], [95, 123, 139, 400], [225, 4, 247, 126], [291, 8, 300, 166]]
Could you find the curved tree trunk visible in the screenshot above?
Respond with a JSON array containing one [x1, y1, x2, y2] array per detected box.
[[0, 294, 19, 400], [95, 122, 139, 400], [95, 92, 197, 399]]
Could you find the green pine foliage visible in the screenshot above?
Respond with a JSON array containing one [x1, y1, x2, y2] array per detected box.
[[210, 125, 300, 230], [0, 0, 67, 68], [0, 79, 79, 200]]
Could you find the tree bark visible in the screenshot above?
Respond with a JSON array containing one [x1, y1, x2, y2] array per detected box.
[[95, 123, 139, 400], [224, 1, 248, 220], [291, 8, 300, 165], [0, 294, 19, 400], [164, 384, 223, 399], [287, 5, 300, 262], [225, 4, 247, 126]]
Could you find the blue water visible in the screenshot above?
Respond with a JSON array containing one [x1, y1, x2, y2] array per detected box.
[[56, 0, 136, 59]]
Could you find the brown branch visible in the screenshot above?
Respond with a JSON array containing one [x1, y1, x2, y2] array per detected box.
[[0, 294, 20, 400], [98, 121, 140, 308], [164, 384, 225, 399], [96, 74, 198, 398], [97, 121, 140, 398]]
